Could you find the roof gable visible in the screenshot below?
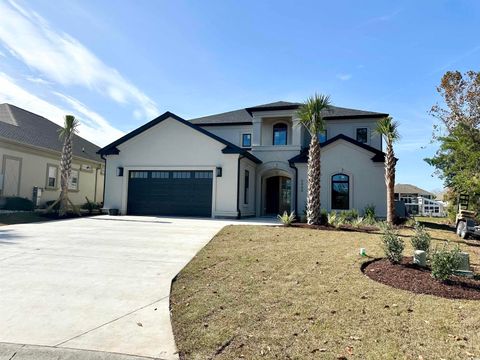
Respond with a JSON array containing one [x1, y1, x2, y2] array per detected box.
[[98, 111, 261, 164], [0, 103, 102, 163], [289, 134, 386, 163]]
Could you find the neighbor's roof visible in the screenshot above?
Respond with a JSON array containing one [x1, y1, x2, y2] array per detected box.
[[190, 101, 388, 125], [98, 111, 262, 164], [394, 184, 435, 196], [0, 103, 102, 163]]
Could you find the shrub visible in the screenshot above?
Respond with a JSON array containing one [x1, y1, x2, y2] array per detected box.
[[342, 209, 359, 221], [381, 223, 404, 263], [431, 243, 461, 281], [364, 204, 376, 224], [410, 222, 431, 253], [352, 217, 365, 228], [81, 197, 102, 214], [327, 211, 338, 227], [277, 211, 296, 226], [320, 208, 328, 225], [0, 196, 34, 211]]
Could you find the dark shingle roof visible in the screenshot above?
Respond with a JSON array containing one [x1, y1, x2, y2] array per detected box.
[[394, 184, 435, 196], [190, 101, 388, 125], [0, 103, 102, 163]]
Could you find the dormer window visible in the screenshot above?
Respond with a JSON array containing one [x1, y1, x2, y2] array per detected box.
[[242, 133, 252, 147], [356, 128, 368, 143], [273, 123, 287, 145]]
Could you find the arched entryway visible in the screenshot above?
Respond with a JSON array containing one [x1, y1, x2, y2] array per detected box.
[[264, 175, 292, 215]]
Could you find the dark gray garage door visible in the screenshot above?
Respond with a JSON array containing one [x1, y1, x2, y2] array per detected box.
[[127, 170, 213, 217]]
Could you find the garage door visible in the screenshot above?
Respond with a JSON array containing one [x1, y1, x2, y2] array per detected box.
[[127, 170, 213, 217]]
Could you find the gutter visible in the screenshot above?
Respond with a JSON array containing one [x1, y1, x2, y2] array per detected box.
[[289, 161, 298, 216], [236, 155, 244, 219]]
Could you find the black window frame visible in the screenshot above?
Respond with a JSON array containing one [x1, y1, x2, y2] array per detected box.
[[242, 133, 252, 148], [273, 123, 288, 146], [356, 128, 368, 144], [331, 173, 349, 210], [244, 170, 249, 204]]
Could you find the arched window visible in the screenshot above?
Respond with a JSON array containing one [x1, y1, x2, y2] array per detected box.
[[273, 123, 288, 145], [331, 174, 349, 210]]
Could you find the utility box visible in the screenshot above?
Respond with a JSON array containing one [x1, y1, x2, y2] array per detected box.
[[32, 186, 43, 208]]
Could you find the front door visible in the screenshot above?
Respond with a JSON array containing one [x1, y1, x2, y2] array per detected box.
[[2, 156, 21, 196], [265, 176, 291, 215]]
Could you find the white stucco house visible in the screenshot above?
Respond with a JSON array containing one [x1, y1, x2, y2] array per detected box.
[[99, 101, 389, 218]]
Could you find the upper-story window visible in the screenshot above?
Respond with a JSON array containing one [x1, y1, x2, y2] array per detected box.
[[356, 128, 368, 143], [273, 123, 288, 145], [318, 130, 327, 143], [242, 133, 252, 148]]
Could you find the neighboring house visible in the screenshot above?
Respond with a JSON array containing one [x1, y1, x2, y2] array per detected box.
[[394, 183, 445, 217], [0, 104, 104, 207], [99, 101, 389, 218]]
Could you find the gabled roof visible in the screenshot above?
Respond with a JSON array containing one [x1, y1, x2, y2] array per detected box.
[[394, 184, 435, 196], [98, 111, 262, 164], [288, 134, 386, 163], [0, 103, 102, 163], [190, 100, 388, 125]]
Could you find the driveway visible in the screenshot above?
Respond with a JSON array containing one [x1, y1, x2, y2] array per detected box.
[[0, 215, 273, 359]]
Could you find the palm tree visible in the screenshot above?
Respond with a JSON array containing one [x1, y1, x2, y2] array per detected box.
[[46, 115, 80, 217], [296, 94, 332, 225], [375, 116, 400, 225]]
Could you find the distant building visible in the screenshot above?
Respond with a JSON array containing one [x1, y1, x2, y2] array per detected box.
[[394, 183, 446, 217]]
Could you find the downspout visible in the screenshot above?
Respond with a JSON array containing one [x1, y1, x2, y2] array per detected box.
[[100, 154, 107, 205], [93, 167, 98, 203], [289, 161, 298, 216], [236, 155, 244, 219]]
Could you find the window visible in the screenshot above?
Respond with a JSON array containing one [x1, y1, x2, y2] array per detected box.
[[318, 130, 327, 143], [68, 169, 79, 191], [151, 171, 169, 179], [244, 170, 249, 204], [194, 171, 213, 179], [356, 128, 368, 143], [172, 171, 191, 179], [46, 164, 58, 189], [242, 133, 252, 148], [331, 174, 349, 210], [273, 123, 287, 145], [130, 171, 148, 179]]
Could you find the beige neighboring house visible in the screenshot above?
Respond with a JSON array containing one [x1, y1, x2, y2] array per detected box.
[[394, 183, 446, 217], [0, 103, 104, 207]]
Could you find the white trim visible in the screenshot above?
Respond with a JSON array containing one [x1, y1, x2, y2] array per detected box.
[[120, 165, 217, 218]]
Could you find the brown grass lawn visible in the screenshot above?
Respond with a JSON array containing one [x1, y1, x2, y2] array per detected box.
[[170, 224, 480, 360]]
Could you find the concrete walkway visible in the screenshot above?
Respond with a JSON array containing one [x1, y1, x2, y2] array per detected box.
[[0, 216, 274, 359]]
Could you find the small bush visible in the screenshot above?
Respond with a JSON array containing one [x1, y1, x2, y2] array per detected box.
[[364, 204, 376, 224], [410, 222, 431, 253], [342, 209, 359, 221], [381, 223, 404, 263], [81, 197, 102, 214], [320, 208, 328, 225], [327, 211, 338, 227], [352, 217, 365, 228], [277, 211, 296, 226], [0, 196, 34, 211], [431, 243, 461, 281]]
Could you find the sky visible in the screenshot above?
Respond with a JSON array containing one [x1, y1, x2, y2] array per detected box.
[[0, 0, 479, 192]]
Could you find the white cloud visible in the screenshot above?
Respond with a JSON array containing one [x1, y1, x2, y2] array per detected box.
[[26, 76, 51, 85], [337, 73, 352, 81], [0, 72, 123, 146], [0, 0, 159, 120]]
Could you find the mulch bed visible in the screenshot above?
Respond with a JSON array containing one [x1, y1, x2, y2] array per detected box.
[[362, 257, 480, 300], [292, 223, 379, 233]]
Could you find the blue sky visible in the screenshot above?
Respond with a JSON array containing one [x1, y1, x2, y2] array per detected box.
[[0, 0, 479, 191]]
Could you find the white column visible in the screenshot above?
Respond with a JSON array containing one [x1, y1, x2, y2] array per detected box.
[[291, 115, 302, 147], [252, 115, 262, 147]]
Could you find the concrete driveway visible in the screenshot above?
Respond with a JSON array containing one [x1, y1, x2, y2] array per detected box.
[[0, 215, 273, 359]]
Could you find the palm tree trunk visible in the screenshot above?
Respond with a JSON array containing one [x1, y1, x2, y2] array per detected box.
[[307, 136, 322, 225], [58, 134, 72, 217], [385, 141, 395, 224]]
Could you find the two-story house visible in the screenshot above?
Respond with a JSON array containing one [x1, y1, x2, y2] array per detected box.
[[99, 101, 389, 218]]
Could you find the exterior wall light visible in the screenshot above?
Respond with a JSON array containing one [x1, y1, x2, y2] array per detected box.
[[116, 167, 124, 176], [216, 167, 222, 177]]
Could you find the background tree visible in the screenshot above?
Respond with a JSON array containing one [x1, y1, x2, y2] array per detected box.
[[427, 71, 480, 219], [296, 93, 331, 225], [375, 116, 400, 225], [46, 115, 80, 217]]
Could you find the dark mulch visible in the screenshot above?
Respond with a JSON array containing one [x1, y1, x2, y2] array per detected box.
[[363, 257, 480, 300], [292, 222, 379, 233]]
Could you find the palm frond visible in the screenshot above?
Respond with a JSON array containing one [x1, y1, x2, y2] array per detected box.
[[296, 93, 331, 136], [58, 115, 79, 139], [375, 116, 400, 143]]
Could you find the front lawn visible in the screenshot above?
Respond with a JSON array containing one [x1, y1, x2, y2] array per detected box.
[[170, 225, 480, 359]]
